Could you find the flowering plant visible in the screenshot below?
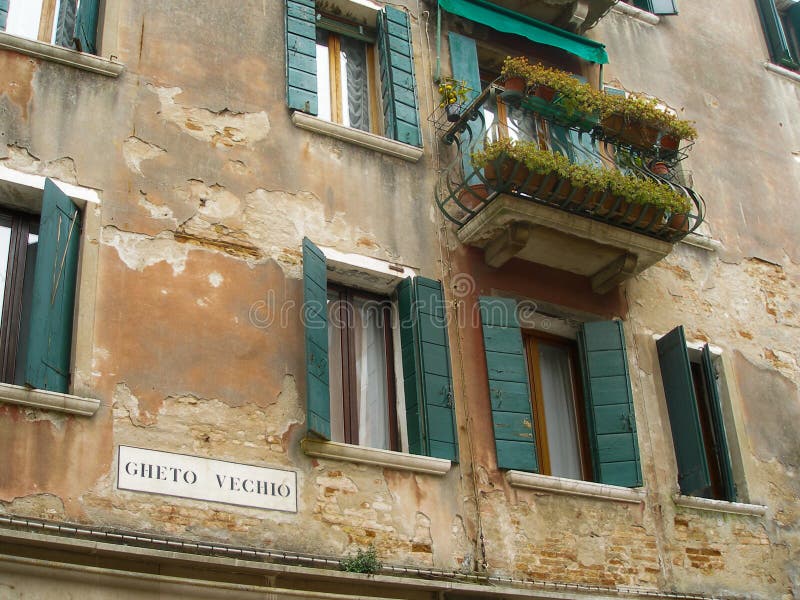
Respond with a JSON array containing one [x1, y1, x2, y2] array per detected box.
[[438, 77, 471, 108]]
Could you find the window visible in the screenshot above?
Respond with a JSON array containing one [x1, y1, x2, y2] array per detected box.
[[302, 238, 457, 460], [326, 285, 398, 450], [756, 0, 800, 70], [0, 0, 100, 54], [286, 0, 422, 147], [619, 0, 678, 15], [657, 326, 737, 502], [479, 296, 642, 488], [0, 178, 82, 394], [315, 19, 380, 134]]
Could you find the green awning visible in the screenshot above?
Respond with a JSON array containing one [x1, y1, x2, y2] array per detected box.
[[438, 0, 609, 64]]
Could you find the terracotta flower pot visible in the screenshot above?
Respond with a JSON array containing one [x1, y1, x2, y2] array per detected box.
[[533, 85, 556, 103], [457, 184, 489, 210]]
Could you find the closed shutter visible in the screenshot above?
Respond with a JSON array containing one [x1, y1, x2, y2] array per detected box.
[[479, 297, 538, 472], [377, 6, 422, 147], [303, 237, 331, 439], [397, 277, 458, 460], [578, 320, 642, 487], [448, 33, 482, 182], [701, 345, 736, 501], [755, 0, 799, 69], [0, 0, 8, 31], [286, 0, 318, 114], [73, 0, 99, 54], [656, 326, 711, 496], [25, 179, 81, 393], [55, 0, 77, 49]]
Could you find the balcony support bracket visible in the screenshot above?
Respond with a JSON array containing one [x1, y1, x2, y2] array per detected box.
[[591, 252, 638, 294], [485, 222, 534, 268]]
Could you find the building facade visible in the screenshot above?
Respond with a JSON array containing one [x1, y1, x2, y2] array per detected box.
[[0, 0, 798, 598]]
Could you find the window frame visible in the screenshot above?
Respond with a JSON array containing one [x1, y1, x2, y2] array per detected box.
[[0, 0, 100, 53], [326, 282, 399, 451], [756, 0, 800, 71]]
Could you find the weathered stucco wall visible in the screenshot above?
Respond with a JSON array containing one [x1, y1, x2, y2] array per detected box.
[[0, 0, 798, 598]]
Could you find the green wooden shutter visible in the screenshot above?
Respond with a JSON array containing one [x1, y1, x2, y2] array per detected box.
[[303, 237, 330, 439], [701, 345, 736, 502], [0, 0, 8, 31], [73, 0, 99, 54], [479, 297, 538, 472], [656, 326, 711, 496], [578, 320, 642, 487], [25, 179, 81, 393], [448, 33, 482, 181], [286, 0, 318, 114], [755, 0, 799, 69], [397, 277, 458, 461], [377, 6, 422, 147]]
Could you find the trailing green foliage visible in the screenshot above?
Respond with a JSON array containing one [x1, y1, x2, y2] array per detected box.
[[471, 139, 692, 214], [340, 546, 383, 574], [499, 57, 697, 142]]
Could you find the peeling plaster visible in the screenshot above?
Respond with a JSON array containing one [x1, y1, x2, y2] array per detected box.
[[124, 136, 167, 175], [138, 191, 176, 222], [0, 145, 77, 183], [147, 85, 270, 148], [102, 226, 189, 275], [208, 272, 223, 287], [113, 383, 156, 427]]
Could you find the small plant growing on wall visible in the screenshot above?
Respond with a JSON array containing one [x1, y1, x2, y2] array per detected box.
[[340, 546, 382, 574]]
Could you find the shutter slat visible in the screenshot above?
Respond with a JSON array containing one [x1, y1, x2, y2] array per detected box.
[[377, 6, 422, 146], [579, 320, 642, 488], [701, 345, 737, 501], [755, 0, 799, 68], [479, 296, 539, 472], [286, 0, 318, 114], [25, 179, 81, 393], [73, 0, 99, 54], [303, 238, 331, 439], [656, 326, 711, 496]]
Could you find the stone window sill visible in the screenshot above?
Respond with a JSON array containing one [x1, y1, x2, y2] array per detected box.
[[0, 382, 100, 416], [0, 31, 124, 77], [681, 232, 723, 252], [301, 438, 451, 475], [764, 62, 800, 84], [610, 3, 660, 25], [506, 471, 646, 504], [673, 494, 767, 516], [291, 112, 424, 163]]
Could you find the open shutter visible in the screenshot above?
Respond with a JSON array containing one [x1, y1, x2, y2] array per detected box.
[[0, 0, 8, 31], [755, 0, 799, 69], [579, 320, 642, 487], [377, 6, 422, 147], [286, 0, 318, 114], [701, 345, 736, 501], [448, 33, 482, 181], [73, 0, 99, 53], [479, 297, 538, 472], [55, 0, 78, 49], [656, 326, 711, 496], [303, 238, 331, 439], [25, 179, 81, 393], [398, 277, 458, 460]]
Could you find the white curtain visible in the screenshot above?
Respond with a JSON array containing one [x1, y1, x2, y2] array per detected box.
[[539, 343, 582, 479], [354, 298, 390, 450], [340, 36, 370, 132], [327, 297, 346, 443]]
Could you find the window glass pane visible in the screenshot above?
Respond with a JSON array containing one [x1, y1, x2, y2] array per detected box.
[[12, 226, 38, 386], [507, 103, 537, 142], [482, 93, 499, 142], [0, 218, 12, 326], [339, 36, 370, 132], [5, 0, 44, 39], [538, 342, 582, 479], [316, 30, 333, 123], [353, 295, 389, 450]]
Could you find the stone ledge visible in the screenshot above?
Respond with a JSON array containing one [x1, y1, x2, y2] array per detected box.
[[301, 438, 451, 475], [506, 471, 646, 504], [0, 32, 124, 77], [764, 62, 800, 84], [673, 494, 767, 516], [0, 382, 100, 416], [610, 3, 660, 25], [681, 232, 723, 252], [291, 112, 424, 163]]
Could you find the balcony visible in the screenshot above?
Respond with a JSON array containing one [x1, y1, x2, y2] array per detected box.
[[434, 84, 705, 294]]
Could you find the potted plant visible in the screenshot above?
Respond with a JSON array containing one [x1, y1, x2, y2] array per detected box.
[[599, 93, 697, 153], [499, 56, 529, 97], [438, 77, 472, 122]]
